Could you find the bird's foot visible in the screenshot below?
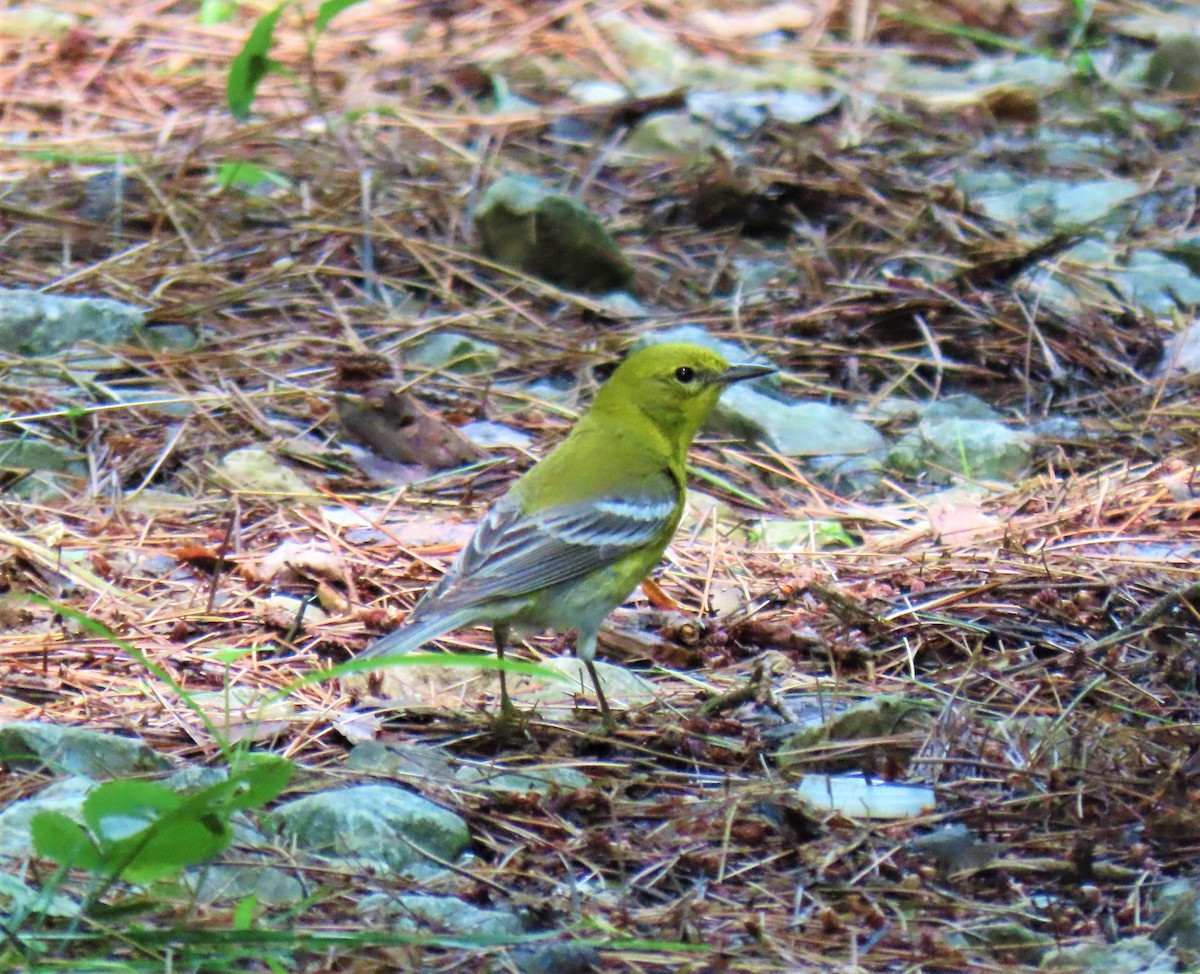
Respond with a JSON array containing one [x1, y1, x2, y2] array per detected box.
[[487, 686, 528, 742], [597, 710, 618, 735]]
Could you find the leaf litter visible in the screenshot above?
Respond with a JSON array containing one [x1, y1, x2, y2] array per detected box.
[[2, 0, 1200, 971]]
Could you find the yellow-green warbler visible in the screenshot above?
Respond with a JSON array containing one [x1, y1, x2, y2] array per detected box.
[[360, 341, 774, 727]]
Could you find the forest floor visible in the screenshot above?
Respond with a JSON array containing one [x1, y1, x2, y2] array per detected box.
[[2, 0, 1200, 971]]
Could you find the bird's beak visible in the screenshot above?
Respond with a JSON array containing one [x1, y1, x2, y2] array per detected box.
[[717, 363, 776, 385]]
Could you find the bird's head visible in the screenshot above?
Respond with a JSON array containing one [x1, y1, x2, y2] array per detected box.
[[593, 341, 775, 452]]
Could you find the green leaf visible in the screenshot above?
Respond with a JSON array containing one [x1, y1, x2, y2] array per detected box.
[[106, 814, 232, 883], [202, 644, 259, 663], [314, 0, 362, 33], [30, 812, 103, 871], [213, 161, 292, 190], [227, 2, 287, 120], [222, 754, 292, 810], [182, 753, 292, 815], [199, 0, 237, 25], [233, 893, 258, 930], [83, 780, 181, 843], [80, 779, 235, 882]]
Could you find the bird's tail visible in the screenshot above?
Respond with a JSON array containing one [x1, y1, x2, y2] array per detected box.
[[357, 607, 480, 662]]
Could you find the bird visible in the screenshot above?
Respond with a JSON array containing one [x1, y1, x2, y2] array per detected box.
[[359, 341, 775, 729]]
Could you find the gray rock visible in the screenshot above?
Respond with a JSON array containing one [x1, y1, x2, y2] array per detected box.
[[408, 332, 500, 374], [887, 418, 1030, 484], [950, 926, 1056, 964], [1158, 316, 1200, 375], [622, 111, 735, 162], [474, 175, 635, 294], [1040, 935, 1176, 973], [716, 384, 884, 456], [0, 441, 86, 475], [455, 765, 591, 795], [950, 922, 1055, 964], [806, 451, 885, 493], [345, 740, 459, 784], [0, 722, 168, 780], [871, 395, 1002, 423], [0, 776, 94, 858], [0, 872, 80, 917], [360, 892, 522, 936], [266, 784, 469, 873], [186, 863, 307, 906], [459, 420, 533, 450], [0, 289, 145, 356], [924, 395, 1004, 422], [1153, 878, 1200, 963], [512, 942, 601, 974]]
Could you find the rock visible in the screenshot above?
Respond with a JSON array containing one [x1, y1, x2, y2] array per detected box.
[[622, 111, 731, 162], [907, 825, 1004, 875], [777, 695, 932, 773], [336, 385, 485, 470], [266, 784, 469, 873], [958, 172, 1139, 234], [455, 764, 591, 795], [213, 447, 314, 500], [0, 289, 144, 356], [0, 776, 95, 858], [360, 892, 522, 936], [794, 774, 936, 820], [474, 175, 635, 294], [717, 384, 884, 456], [345, 740, 459, 784], [886, 418, 1030, 484], [1157, 316, 1200, 375], [1040, 935, 1176, 973], [508, 657, 658, 710], [186, 863, 307, 906], [0, 441, 86, 475], [512, 942, 601, 974], [1153, 878, 1200, 961], [407, 332, 500, 374], [1145, 37, 1200, 93], [0, 872, 79, 917], [0, 723, 168, 780], [459, 420, 533, 450], [950, 922, 1055, 964], [744, 517, 853, 550]]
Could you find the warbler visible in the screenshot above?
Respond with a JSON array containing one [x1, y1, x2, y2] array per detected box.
[[360, 341, 775, 727]]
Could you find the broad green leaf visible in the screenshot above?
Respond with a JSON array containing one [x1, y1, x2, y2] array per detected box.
[[182, 753, 292, 814], [30, 812, 103, 871], [222, 754, 292, 810], [83, 780, 180, 843], [105, 814, 232, 883]]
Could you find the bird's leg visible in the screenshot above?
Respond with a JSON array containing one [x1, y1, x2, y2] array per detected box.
[[583, 659, 616, 732], [577, 630, 616, 732], [492, 624, 518, 725]]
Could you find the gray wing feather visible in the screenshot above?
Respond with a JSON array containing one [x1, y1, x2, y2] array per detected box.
[[416, 491, 676, 613]]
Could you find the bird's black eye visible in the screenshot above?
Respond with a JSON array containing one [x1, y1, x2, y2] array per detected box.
[[674, 366, 695, 384]]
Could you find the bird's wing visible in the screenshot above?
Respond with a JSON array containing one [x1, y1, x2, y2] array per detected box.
[[420, 489, 679, 611]]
